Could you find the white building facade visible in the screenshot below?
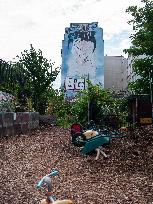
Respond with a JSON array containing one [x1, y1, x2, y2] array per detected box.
[[104, 56, 127, 92]]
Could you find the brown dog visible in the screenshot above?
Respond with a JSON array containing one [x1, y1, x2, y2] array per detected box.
[[83, 130, 98, 139]]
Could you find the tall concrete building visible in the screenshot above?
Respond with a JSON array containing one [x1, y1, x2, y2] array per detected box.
[[104, 56, 127, 92], [61, 22, 104, 99]]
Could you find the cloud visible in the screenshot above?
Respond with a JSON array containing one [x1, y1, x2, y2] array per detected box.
[[0, 0, 143, 88]]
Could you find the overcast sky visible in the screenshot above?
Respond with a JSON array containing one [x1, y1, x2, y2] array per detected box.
[[0, 0, 142, 88]]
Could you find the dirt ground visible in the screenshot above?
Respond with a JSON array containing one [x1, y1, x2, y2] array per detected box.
[[0, 125, 153, 204]]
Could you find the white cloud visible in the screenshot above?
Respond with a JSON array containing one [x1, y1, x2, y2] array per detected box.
[[0, 0, 143, 89]]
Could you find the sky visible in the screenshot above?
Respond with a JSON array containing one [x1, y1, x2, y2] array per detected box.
[[0, 0, 142, 89]]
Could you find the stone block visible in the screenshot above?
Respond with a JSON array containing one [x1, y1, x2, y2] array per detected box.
[[3, 112, 14, 127], [15, 112, 23, 124], [0, 111, 39, 136], [14, 124, 22, 134], [3, 126, 14, 136], [0, 112, 3, 128], [22, 112, 30, 123], [30, 120, 39, 129], [0, 127, 3, 137], [21, 123, 29, 134]]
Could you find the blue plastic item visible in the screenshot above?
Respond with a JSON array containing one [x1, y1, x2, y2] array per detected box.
[[36, 170, 58, 189]]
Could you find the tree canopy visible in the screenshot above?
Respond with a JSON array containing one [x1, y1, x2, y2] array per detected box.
[[0, 59, 12, 92], [124, 0, 153, 94], [15, 45, 60, 114], [0, 45, 60, 114]]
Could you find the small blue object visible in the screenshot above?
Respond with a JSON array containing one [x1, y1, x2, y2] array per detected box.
[[36, 179, 44, 189], [48, 170, 58, 177], [36, 170, 58, 189]]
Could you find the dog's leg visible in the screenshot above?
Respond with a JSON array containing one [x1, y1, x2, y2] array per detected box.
[[95, 148, 101, 160], [95, 147, 108, 160], [100, 149, 108, 158]]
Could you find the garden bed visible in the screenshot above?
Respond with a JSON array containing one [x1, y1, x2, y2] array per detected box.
[[0, 126, 153, 204]]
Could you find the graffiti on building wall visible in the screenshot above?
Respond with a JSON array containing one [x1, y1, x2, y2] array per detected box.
[[65, 77, 86, 91], [67, 39, 96, 77], [61, 22, 104, 100]]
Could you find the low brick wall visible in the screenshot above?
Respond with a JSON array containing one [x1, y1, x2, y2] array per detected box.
[[0, 112, 39, 137]]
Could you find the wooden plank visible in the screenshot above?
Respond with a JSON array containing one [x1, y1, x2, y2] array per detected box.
[[140, 118, 152, 124]]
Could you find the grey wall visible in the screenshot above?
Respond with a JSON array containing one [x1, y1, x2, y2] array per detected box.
[[0, 112, 39, 137], [104, 56, 127, 92]]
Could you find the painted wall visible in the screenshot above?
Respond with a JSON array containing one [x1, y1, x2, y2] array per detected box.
[[61, 22, 104, 99]]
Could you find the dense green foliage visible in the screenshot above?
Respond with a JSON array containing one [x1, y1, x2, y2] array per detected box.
[[46, 89, 73, 127], [15, 45, 60, 114], [0, 45, 60, 114], [124, 0, 153, 94], [71, 83, 128, 126], [0, 59, 13, 93], [47, 83, 128, 128], [1, 57, 128, 126], [1, 48, 128, 128]]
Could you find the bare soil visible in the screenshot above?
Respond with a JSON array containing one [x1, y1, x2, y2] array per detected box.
[[0, 126, 153, 204]]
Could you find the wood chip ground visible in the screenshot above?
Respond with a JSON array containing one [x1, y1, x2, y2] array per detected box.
[[0, 126, 153, 204]]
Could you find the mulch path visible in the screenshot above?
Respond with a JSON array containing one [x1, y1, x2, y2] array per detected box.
[[0, 126, 153, 204]]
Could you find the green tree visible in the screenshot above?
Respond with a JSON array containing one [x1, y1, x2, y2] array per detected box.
[[124, 0, 153, 94], [70, 82, 128, 126], [0, 59, 13, 92], [12, 44, 60, 114], [46, 88, 74, 127], [45, 82, 128, 128]]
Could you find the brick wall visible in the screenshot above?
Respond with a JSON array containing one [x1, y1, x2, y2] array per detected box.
[[0, 112, 39, 137]]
